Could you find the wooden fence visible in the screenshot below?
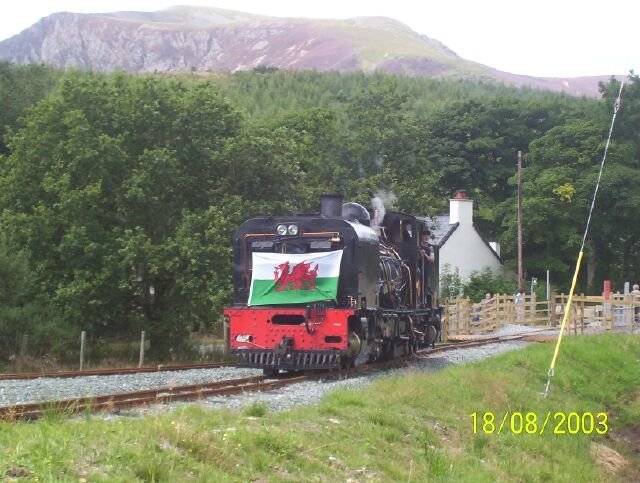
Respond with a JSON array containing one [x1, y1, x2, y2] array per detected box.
[[443, 292, 640, 338]]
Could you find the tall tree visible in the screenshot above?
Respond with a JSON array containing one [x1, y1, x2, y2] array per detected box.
[[0, 73, 242, 351], [497, 107, 640, 291], [0, 62, 60, 156]]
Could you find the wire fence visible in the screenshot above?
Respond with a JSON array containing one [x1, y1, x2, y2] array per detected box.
[[3, 292, 638, 371], [0, 330, 228, 373]]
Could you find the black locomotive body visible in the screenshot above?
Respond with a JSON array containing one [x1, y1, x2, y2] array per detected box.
[[224, 195, 441, 373]]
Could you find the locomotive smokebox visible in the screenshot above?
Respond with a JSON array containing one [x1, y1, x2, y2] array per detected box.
[[320, 194, 343, 217]]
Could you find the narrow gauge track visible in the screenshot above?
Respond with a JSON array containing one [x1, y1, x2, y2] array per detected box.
[[0, 361, 234, 381], [0, 331, 546, 421], [0, 375, 303, 421], [418, 329, 551, 356]]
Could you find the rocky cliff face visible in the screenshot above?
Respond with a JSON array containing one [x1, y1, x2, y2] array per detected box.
[[0, 7, 611, 96], [0, 12, 352, 72]]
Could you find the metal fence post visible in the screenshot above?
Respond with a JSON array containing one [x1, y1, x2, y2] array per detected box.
[[223, 317, 230, 356], [20, 334, 28, 359], [80, 331, 86, 371], [17, 334, 29, 372], [139, 330, 146, 368]]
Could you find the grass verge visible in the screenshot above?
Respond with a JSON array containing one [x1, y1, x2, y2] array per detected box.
[[1, 333, 639, 482]]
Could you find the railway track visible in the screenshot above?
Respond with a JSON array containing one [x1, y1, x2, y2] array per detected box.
[[0, 374, 305, 421], [417, 329, 551, 356], [0, 330, 547, 421], [0, 361, 234, 381]]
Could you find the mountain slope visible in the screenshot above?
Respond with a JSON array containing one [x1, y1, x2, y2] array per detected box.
[[0, 6, 612, 96]]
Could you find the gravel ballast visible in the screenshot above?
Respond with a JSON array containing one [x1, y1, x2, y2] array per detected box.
[[0, 367, 263, 407], [193, 340, 531, 414], [0, 340, 531, 415]]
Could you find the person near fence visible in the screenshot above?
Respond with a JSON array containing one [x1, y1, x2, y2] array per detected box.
[[480, 293, 494, 321], [632, 284, 640, 322], [472, 292, 493, 324], [514, 291, 524, 322]]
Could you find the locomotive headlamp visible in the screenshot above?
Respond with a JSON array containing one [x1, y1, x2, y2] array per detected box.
[[235, 334, 253, 343], [287, 224, 299, 235], [276, 224, 288, 235]]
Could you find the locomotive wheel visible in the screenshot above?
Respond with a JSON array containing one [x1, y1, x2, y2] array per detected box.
[[263, 368, 279, 377], [431, 313, 442, 343], [346, 331, 362, 358], [425, 325, 438, 346]]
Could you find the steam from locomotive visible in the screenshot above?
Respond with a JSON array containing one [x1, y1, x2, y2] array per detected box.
[[224, 195, 442, 375]]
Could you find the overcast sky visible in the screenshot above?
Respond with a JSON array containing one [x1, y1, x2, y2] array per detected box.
[[1, 0, 637, 78]]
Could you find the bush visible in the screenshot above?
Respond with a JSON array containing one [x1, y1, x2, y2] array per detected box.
[[463, 267, 517, 302], [0, 236, 78, 361], [439, 263, 463, 299]]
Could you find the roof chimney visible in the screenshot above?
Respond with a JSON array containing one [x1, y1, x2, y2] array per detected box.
[[449, 190, 473, 225]]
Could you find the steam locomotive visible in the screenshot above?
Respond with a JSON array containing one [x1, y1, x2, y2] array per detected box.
[[224, 195, 442, 375]]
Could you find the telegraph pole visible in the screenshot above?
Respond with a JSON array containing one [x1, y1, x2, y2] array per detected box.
[[517, 150, 524, 293]]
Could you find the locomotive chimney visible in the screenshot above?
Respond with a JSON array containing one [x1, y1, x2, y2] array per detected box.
[[320, 194, 343, 217]]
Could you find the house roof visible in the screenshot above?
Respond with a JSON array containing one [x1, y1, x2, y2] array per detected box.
[[417, 214, 502, 264], [472, 224, 503, 264], [416, 215, 458, 248]]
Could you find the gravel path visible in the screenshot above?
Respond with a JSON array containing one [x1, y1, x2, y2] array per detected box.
[[0, 339, 531, 416]]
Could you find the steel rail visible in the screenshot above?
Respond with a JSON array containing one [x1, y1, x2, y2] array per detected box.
[[415, 329, 550, 357], [0, 374, 310, 421], [0, 330, 548, 421], [0, 361, 235, 381]]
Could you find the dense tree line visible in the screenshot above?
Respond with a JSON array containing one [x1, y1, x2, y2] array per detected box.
[[0, 63, 62, 155], [0, 62, 638, 360]]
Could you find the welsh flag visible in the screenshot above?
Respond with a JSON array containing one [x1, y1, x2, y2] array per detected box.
[[248, 250, 343, 306]]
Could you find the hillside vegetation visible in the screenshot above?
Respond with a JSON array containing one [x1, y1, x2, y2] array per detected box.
[[0, 62, 639, 360], [1, 334, 638, 480]]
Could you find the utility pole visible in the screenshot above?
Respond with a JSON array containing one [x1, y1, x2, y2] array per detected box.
[[517, 150, 524, 293]]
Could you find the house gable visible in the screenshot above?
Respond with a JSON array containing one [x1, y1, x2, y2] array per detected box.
[[423, 191, 503, 282]]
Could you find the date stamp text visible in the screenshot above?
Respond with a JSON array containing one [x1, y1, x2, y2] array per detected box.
[[470, 411, 608, 435]]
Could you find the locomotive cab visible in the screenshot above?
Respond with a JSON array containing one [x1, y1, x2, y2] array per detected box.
[[378, 212, 439, 309]]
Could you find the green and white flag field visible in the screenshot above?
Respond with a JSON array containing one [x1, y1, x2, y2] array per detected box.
[[248, 250, 343, 306]]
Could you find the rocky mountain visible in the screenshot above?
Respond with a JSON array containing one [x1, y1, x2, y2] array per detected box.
[[0, 6, 613, 96]]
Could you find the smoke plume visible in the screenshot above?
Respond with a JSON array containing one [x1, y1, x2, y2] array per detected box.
[[370, 190, 397, 237]]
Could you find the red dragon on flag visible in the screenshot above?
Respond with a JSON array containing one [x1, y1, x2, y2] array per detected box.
[[274, 261, 318, 291], [248, 250, 342, 305]]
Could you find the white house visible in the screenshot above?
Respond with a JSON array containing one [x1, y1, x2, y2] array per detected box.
[[424, 191, 503, 283]]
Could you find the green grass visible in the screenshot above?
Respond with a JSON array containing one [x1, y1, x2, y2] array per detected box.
[[1, 333, 638, 481]]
